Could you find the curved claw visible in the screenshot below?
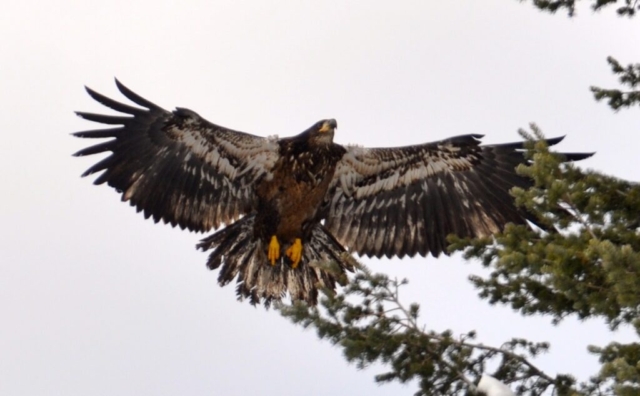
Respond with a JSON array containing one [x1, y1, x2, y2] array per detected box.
[[268, 235, 280, 265], [285, 238, 303, 269]]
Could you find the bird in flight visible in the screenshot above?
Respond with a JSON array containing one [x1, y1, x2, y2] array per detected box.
[[73, 80, 591, 306]]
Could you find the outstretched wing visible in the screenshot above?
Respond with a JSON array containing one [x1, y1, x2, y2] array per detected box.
[[324, 134, 591, 258], [73, 80, 279, 232]]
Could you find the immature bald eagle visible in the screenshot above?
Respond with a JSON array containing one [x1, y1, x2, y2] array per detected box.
[[74, 80, 591, 306]]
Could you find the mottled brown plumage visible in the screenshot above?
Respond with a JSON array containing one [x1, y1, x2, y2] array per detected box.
[[255, 125, 346, 247], [73, 80, 592, 306]]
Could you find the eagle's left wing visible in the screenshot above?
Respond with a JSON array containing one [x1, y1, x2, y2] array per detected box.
[[73, 80, 279, 232], [324, 134, 589, 258]]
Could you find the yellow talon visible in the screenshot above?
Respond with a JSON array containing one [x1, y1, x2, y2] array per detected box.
[[285, 238, 303, 269], [268, 235, 280, 265]]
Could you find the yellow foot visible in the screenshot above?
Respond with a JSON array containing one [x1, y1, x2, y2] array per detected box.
[[285, 238, 303, 269], [268, 235, 280, 265]]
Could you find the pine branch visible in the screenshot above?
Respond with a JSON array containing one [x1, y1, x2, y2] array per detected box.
[[517, 0, 639, 17], [276, 263, 568, 395], [591, 57, 640, 110]]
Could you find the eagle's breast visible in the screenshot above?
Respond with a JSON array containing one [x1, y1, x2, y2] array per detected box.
[[255, 141, 346, 242]]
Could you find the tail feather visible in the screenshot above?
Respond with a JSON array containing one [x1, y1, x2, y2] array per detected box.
[[197, 215, 355, 306]]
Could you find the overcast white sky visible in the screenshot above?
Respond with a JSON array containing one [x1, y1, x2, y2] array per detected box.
[[1, 1, 639, 395]]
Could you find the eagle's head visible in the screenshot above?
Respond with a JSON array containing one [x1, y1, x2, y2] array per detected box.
[[305, 119, 337, 146]]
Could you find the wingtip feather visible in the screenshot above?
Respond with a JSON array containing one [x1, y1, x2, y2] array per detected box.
[[114, 78, 126, 93], [113, 78, 159, 109], [544, 135, 566, 147], [562, 152, 596, 161]]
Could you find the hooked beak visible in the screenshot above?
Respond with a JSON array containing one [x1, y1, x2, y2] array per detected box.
[[319, 119, 337, 133]]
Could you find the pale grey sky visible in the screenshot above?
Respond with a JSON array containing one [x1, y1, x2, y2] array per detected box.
[[1, 1, 638, 395]]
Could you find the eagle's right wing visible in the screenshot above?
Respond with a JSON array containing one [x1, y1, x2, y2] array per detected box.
[[73, 80, 280, 232]]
